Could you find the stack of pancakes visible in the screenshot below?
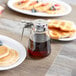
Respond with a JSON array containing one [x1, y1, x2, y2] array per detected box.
[[0, 46, 19, 66], [48, 20, 76, 39], [14, 0, 64, 14]]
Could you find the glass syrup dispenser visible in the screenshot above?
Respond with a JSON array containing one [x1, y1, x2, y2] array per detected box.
[[22, 19, 51, 59]]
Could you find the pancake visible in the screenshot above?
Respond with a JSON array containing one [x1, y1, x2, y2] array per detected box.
[[14, 0, 38, 10], [60, 22, 75, 32], [13, 0, 29, 10], [23, 0, 38, 10], [34, 3, 50, 12], [0, 46, 9, 58], [48, 20, 75, 32], [48, 20, 61, 29], [49, 29, 75, 39], [13, 0, 65, 14], [49, 29, 61, 39], [0, 49, 19, 66]]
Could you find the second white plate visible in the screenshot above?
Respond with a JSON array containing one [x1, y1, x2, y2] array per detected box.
[[7, 0, 72, 17], [0, 35, 26, 70], [48, 19, 76, 41]]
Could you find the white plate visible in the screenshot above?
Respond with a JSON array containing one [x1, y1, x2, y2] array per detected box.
[[48, 19, 76, 41], [0, 35, 26, 70], [7, 0, 72, 17]]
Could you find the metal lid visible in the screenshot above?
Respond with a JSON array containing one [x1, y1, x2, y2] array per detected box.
[[33, 19, 48, 32]]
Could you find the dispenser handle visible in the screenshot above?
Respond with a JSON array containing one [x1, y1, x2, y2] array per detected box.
[[21, 21, 33, 40]]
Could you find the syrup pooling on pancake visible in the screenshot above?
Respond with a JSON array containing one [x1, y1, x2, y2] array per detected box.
[[0, 46, 19, 66]]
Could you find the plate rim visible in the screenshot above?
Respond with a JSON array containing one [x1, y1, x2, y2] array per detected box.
[[58, 33, 76, 41], [0, 35, 26, 70], [7, 0, 72, 17]]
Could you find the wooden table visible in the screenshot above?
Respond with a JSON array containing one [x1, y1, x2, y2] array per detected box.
[[0, 0, 76, 76]]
